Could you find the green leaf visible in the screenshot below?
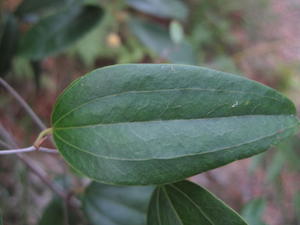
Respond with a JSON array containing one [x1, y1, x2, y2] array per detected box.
[[241, 198, 267, 225], [0, 214, 2, 225], [0, 13, 19, 75], [17, 5, 104, 60], [125, 0, 188, 20], [83, 182, 154, 225], [129, 18, 197, 65], [15, 0, 80, 17], [51, 64, 300, 185], [38, 197, 82, 225], [148, 180, 248, 225]]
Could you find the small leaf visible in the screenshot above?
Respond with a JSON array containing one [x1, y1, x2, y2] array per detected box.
[[51, 64, 300, 185], [38, 197, 82, 225], [17, 5, 104, 60], [241, 198, 267, 225], [169, 20, 184, 44], [83, 182, 154, 225], [125, 0, 188, 20], [0, 13, 19, 75], [148, 180, 248, 225], [130, 18, 197, 65]]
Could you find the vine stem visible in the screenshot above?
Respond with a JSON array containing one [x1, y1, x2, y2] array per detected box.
[[0, 146, 57, 155], [0, 78, 47, 130], [0, 79, 81, 208]]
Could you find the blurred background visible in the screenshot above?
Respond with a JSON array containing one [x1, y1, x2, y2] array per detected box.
[[0, 0, 300, 224]]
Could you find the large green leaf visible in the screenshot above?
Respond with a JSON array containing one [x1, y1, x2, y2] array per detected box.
[[52, 64, 300, 185], [129, 18, 197, 65], [125, 0, 188, 20], [148, 180, 247, 225], [0, 13, 19, 75], [17, 5, 104, 60], [83, 182, 154, 225]]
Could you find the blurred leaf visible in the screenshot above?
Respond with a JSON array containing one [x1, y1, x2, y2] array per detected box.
[[148, 180, 247, 225], [248, 153, 265, 174], [17, 5, 104, 60], [0, 214, 2, 225], [266, 150, 285, 182], [0, 12, 19, 76], [38, 197, 82, 225], [169, 20, 184, 44], [241, 198, 267, 225], [129, 18, 197, 65], [125, 0, 188, 20], [209, 55, 240, 74], [12, 57, 34, 78], [15, 0, 81, 17], [294, 192, 300, 223], [83, 182, 154, 225]]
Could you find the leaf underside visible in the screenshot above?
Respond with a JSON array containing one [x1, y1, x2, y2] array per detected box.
[[52, 64, 300, 185], [148, 180, 248, 225]]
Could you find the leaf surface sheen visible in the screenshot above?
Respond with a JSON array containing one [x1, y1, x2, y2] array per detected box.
[[52, 64, 300, 185]]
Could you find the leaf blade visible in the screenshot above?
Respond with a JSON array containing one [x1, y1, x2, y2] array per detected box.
[[52, 64, 300, 185], [148, 180, 248, 225]]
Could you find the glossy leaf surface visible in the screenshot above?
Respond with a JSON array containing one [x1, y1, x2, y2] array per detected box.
[[130, 18, 197, 65], [148, 180, 248, 225], [83, 182, 154, 225], [125, 0, 188, 20], [52, 64, 300, 185], [17, 5, 103, 60]]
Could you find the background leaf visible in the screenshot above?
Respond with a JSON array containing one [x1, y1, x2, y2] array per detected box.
[[83, 182, 154, 225], [129, 18, 197, 65], [125, 0, 188, 20], [0, 12, 19, 76], [38, 197, 82, 225], [52, 64, 300, 185], [148, 180, 248, 225], [17, 5, 104, 60], [15, 0, 81, 17], [241, 198, 267, 225]]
